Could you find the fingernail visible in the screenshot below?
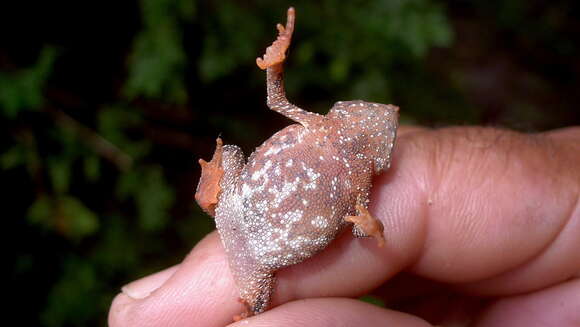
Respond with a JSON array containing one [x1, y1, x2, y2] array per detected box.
[[121, 265, 179, 300]]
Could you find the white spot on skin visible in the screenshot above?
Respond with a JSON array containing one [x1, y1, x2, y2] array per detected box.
[[302, 163, 321, 190], [251, 160, 272, 180], [281, 209, 303, 225], [264, 146, 282, 156], [289, 235, 308, 250], [311, 216, 329, 229], [269, 177, 301, 208]]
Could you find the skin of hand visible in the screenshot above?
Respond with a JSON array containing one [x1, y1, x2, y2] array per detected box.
[[109, 125, 580, 327]]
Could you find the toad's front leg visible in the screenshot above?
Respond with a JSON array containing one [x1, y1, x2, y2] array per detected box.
[[345, 203, 386, 248], [195, 138, 247, 216], [195, 138, 224, 216]]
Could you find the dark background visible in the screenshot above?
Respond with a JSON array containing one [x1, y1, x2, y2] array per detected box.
[[2, 0, 579, 326]]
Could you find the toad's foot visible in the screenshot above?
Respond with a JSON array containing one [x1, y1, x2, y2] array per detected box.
[[345, 204, 386, 247], [256, 7, 295, 70], [195, 138, 224, 216], [232, 299, 253, 322]]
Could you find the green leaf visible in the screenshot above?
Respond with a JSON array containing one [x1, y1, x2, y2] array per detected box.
[[329, 55, 351, 83], [0, 47, 57, 118], [0, 145, 24, 170], [124, 0, 189, 103], [41, 258, 100, 327], [83, 155, 101, 182], [27, 195, 52, 226], [60, 196, 100, 239], [48, 157, 72, 194], [91, 216, 138, 271], [198, 2, 262, 82], [98, 106, 150, 159], [28, 195, 99, 240], [177, 0, 196, 20], [199, 34, 236, 82], [359, 295, 385, 307], [116, 169, 140, 200], [27, 195, 100, 239], [135, 166, 174, 231]]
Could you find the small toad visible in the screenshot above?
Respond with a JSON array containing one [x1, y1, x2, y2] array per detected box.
[[195, 7, 399, 319]]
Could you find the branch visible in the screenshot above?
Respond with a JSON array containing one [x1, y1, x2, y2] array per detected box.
[[47, 107, 133, 171]]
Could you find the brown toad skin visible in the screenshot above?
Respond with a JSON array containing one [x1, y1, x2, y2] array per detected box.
[[195, 7, 399, 319]]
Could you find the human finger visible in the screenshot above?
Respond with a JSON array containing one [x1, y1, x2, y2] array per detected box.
[[474, 278, 580, 327], [109, 232, 240, 327], [390, 127, 580, 294], [227, 297, 432, 327], [121, 265, 180, 300], [109, 126, 580, 326], [278, 126, 580, 300]]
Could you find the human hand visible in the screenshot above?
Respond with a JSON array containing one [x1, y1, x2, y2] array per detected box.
[[109, 126, 580, 327]]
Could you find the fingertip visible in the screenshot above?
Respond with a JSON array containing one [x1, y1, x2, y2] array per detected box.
[[110, 232, 244, 327], [121, 265, 179, 300], [108, 292, 135, 327], [110, 266, 179, 327]]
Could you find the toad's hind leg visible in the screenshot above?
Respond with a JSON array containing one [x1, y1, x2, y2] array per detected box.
[[256, 7, 322, 128], [345, 204, 386, 247], [232, 270, 276, 321]]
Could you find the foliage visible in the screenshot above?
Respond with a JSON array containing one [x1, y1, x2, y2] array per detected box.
[[4, 0, 577, 326], [0, 47, 57, 118], [124, 0, 195, 103]]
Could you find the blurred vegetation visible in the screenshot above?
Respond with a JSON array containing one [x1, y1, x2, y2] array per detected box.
[[2, 0, 578, 326]]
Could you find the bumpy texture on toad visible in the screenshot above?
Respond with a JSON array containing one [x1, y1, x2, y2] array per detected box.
[[195, 7, 399, 319]]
